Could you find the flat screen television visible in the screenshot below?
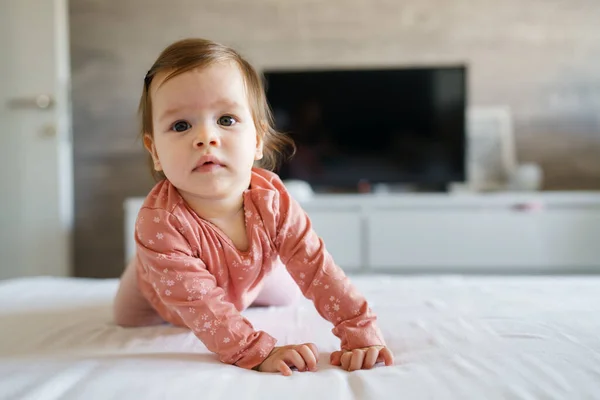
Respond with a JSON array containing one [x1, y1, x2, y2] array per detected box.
[[263, 65, 467, 192]]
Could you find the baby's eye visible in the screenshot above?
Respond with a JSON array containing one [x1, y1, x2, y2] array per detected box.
[[171, 120, 191, 132], [218, 115, 237, 127]]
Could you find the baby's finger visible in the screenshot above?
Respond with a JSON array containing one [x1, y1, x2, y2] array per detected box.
[[379, 347, 394, 366], [285, 349, 307, 372], [278, 359, 293, 376], [340, 351, 353, 371], [363, 347, 379, 369], [297, 345, 317, 371], [330, 351, 343, 366], [349, 349, 365, 371], [304, 342, 320, 361]]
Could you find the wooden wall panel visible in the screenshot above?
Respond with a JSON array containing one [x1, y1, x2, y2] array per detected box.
[[70, 0, 600, 277]]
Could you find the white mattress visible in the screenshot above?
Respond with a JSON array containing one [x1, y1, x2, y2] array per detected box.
[[1, 275, 599, 400]]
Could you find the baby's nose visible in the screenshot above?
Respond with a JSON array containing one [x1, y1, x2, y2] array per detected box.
[[194, 127, 219, 147]]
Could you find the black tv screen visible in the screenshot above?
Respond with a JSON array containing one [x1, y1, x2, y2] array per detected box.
[[263, 66, 467, 192]]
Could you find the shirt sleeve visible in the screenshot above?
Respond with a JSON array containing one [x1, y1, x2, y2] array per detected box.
[[272, 184, 386, 351], [135, 207, 277, 369]]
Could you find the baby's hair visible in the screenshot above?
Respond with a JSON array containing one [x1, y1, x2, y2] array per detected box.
[[138, 38, 295, 181]]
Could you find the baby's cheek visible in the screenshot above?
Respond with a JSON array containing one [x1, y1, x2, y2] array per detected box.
[[159, 156, 188, 185], [164, 152, 187, 173]]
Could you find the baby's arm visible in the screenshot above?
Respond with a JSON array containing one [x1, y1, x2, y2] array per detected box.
[[135, 207, 277, 370], [270, 178, 389, 359], [113, 257, 164, 327]]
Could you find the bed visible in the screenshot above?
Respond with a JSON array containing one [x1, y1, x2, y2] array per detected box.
[[1, 273, 599, 399]]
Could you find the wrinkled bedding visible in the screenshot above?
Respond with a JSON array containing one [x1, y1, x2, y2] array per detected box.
[[1, 275, 599, 399]]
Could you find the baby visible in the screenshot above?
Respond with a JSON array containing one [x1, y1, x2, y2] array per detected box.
[[113, 38, 393, 375]]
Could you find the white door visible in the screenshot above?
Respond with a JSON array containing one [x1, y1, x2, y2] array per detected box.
[[0, 0, 72, 280]]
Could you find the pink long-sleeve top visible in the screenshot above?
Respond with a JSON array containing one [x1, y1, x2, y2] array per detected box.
[[135, 167, 385, 370]]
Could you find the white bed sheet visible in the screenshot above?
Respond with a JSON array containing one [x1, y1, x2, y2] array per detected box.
[[1, 275, 599, 400]]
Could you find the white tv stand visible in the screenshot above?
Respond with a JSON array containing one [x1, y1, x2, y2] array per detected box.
[[299, 191, 600, 274], [124, 191, 600, 274]]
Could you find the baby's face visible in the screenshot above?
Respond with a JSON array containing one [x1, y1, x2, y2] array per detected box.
[[145, 62, 263, 203]]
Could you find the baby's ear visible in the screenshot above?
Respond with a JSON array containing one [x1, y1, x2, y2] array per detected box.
[[143, 133, 162, 171], [255, 139, 264, 161], [254, 122, 266, 161]]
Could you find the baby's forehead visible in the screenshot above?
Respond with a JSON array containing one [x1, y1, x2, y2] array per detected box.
[[153, 64, 248, 98], [150, 64, 251, 115], [154, 62, 244, 88]]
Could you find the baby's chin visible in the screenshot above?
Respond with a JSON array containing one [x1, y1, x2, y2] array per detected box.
[[175, 179, 248, 202]]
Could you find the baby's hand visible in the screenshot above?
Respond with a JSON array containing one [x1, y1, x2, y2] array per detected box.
[[330, 345, 394, 371], [256, 343, 319, 376]]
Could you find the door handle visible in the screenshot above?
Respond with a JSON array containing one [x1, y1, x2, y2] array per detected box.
[[6, 94, 55, 110]]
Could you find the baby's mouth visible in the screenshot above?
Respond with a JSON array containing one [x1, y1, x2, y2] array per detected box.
[[192, 156, 225, 172]]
